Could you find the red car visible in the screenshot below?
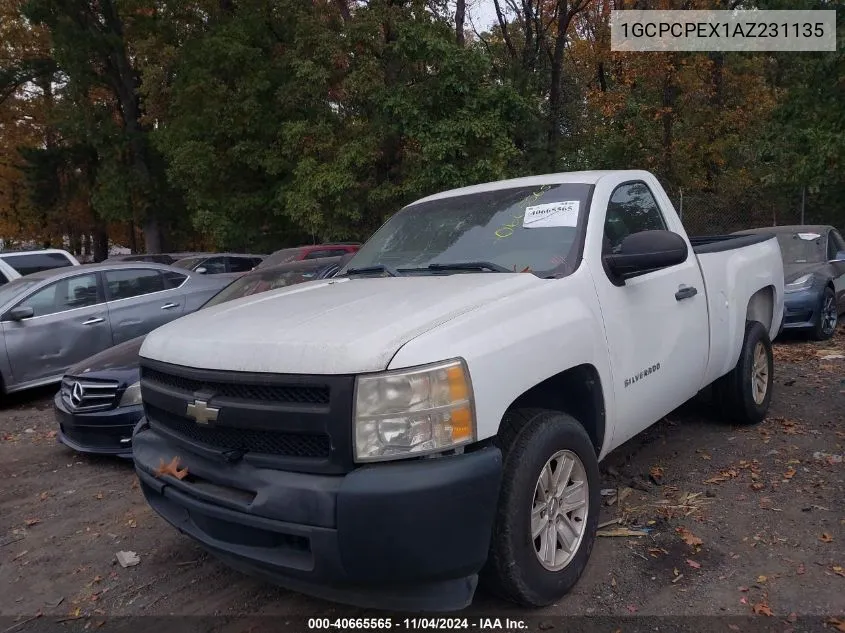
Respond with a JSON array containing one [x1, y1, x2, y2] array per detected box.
[[256, 243, 360, 269]]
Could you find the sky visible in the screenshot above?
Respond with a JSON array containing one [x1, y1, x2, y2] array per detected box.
[[466, 0, 502, 31]]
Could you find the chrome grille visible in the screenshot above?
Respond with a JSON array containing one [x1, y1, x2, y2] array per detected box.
[[61, 377, 120, 412]]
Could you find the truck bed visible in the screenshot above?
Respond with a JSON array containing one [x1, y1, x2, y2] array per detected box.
[[690, 233, 775, 254]]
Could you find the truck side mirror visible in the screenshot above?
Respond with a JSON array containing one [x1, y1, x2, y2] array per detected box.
[[603, 230, 688, 284], [831, 250, 845, 263]]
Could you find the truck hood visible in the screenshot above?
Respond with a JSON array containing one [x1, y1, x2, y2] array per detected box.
[[140, 274, 542, 374]]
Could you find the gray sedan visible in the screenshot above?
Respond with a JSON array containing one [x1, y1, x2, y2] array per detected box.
[[0, 262, 236, 394]]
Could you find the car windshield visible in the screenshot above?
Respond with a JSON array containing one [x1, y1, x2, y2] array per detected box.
[[341, 183, 593, 277], [0, 278, 41, 307], [201, 266, 323, 309], [172, 256, 204, 270], [776, 232, 826, 264], [258, 248, 304, 269]]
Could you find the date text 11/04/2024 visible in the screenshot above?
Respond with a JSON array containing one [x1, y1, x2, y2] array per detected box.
[[307, 619, 528, 631]]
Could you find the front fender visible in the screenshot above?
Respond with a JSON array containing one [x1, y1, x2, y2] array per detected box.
[[388, 269, 614, 454]]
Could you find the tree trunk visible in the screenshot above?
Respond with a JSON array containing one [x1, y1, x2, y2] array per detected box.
[[455, 0, 465, 46], [98, 0, 162, 249], [142, 217, 163, 253], [93, 224, 109, 262], [661, 64, 676, 187]]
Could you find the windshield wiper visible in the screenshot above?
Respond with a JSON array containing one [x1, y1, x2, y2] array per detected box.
[[405, 261, 513, 273], [346, 265, 401, 277]]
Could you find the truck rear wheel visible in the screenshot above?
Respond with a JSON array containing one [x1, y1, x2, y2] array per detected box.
[[715, 320, 773, 425], [483, 409, 599, 607]]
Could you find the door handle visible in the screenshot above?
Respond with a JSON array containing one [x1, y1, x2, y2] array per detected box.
[[675, 285, 698, 301], [161, 303, 179, 310], [83, 317, 105, 325]]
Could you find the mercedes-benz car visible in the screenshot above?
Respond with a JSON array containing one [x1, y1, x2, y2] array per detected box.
[[55, 256, 345, 457]]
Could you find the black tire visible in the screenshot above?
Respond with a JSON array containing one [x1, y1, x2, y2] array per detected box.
[[482, 408, 600, 607], [812, 286, 837, 341], [714, 320, 773, 425]]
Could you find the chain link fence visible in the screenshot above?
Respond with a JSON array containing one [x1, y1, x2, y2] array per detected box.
[[665, 186, 810, 237]]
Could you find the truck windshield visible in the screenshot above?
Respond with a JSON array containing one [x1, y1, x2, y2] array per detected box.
[[343, 183, 593, 277], [776, 232, 826, 264]]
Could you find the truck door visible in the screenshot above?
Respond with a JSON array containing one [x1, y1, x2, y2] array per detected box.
[[591, 180, 709, 448]]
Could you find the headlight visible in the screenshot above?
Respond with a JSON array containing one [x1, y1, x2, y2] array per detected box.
[[785, 274, 813, 293], [354, 359, 476, 462], [119, 382, 142, 407]]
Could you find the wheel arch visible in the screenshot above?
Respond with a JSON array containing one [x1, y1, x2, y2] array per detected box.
[[745, 285, 775, 332], [496, 364, 606, 457]]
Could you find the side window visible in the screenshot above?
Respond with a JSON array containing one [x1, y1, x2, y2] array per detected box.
[[0, 252, 74, 276], [17, 274, 100, 317], [603, 182, 667, 254], [163, 271, 188, 289], [105, 269, 165, 300], [201, 257, 227, 274], [227, 257, 256, 273]]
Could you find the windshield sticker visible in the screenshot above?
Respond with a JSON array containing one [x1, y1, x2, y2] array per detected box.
[[523, 201, 580, 229], [797, 232, 821, 241]]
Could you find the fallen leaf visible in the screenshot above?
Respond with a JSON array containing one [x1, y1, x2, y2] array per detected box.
[[686, 559, 701, 569], [677, 527, 703, 547], [94, 492, 103, 500], [626, 605, 638, 614], [827, 618, 845, 633], [750, 482, 765, 491], [728, 625, 740, 631], [797, 563, 805, 575], [757, 575, 768, 583], [832, 566, 845, 577], [127, 519, 137, 529], [820, 533, 834, 543], [38, 492, 49, 501], [740, 597, 748, 605], [738, 586, 749, 592], [752, 602, 773, 616], [154, 456, 188, 480], [24, 518, 40, 526], [783, 467, 796, 480]]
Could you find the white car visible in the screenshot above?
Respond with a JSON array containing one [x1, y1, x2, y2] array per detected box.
[[131, 170, 785, 611], [0, 249, 79, 284]]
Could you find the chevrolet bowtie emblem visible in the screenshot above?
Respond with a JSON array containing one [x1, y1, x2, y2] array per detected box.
[[186, 399, 219, 425]]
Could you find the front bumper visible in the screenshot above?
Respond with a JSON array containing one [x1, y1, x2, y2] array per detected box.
[[133, 421, 503, 611], [782, 289, 821, 330], [55, 392, 142, 458]]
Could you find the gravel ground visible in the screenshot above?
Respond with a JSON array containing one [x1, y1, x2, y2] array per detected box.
[[1, 328, 843, 631]]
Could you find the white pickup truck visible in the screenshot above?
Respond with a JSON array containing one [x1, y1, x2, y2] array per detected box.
[[132, 170, 784, 611]]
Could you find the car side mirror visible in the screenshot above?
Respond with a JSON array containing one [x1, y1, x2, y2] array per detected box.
[[195, 267, 207, 274], [831, 250, 845, 263], [8, 306, 34, 321], [603, 230, 689, 284]]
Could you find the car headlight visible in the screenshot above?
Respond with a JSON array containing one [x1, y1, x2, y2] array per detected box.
[[119, 382, 142, 407], [785, 274, 813, 293], [354, 359, 476, 462]]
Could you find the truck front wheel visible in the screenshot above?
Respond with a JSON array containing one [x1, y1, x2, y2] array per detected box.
[[715, 320, 773, 425], [483, 409, 600, 607]]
